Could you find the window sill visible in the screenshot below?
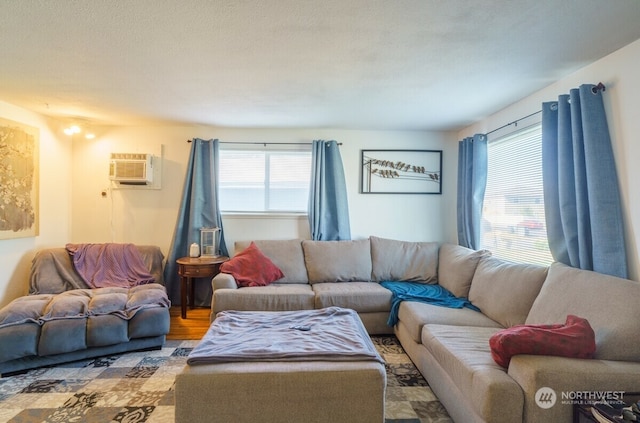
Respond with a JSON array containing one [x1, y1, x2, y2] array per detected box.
[[221, 212, 308, 220]]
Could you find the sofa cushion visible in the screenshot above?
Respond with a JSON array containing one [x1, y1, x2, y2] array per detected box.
[[302, 239, 372, 283], [41, 290, 91, 320], [29, 245, 165, 295], [0, 323, 40, 362], [468, 257, 547, 328], [128, 306, 170, 339], [221, 242, 284, 287], [489, 315, 596, 368], [87, 314, 129, 347], [370, 236, 438, 283], [212, 284, 315, 314], [526, 262, 640, 361], [438, 243, 491, 298], [235, 239, 308, 284], [39, 318, 87, 356], [398, 301, 502, 343], [312, 282, 392, 313], [0, 294, 54, 328], [421, 324, 524, 423], [126, 284, 171, 317]]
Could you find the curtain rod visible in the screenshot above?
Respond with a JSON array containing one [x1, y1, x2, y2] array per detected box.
[[485, 82, 606, 137], [486, 110, 542, 136], [186, 140, 342, 146]]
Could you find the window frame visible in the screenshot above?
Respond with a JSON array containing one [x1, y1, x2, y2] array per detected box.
[[218, 144, 312, 215]]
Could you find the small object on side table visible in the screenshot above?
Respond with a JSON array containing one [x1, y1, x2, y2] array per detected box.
[[177, 256, 229, 319]]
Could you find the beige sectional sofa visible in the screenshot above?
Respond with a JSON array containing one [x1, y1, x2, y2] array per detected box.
[[211, 237, 640, 423], [212, 237, 425, 334]]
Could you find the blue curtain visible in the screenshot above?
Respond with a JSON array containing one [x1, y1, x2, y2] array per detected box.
[[164, 138, 229, 306], [542, 84, 627, 278], [308, 140, 351, 240], [456, 134, 488, 249]]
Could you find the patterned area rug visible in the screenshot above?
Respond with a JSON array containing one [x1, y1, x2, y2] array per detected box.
[[0, 336, 452, 423]]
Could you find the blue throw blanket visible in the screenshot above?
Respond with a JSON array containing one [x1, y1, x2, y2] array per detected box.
[[381, 281, 480, 326]]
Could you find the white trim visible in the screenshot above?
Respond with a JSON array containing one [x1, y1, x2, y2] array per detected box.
[[222, 212, 307, 220]]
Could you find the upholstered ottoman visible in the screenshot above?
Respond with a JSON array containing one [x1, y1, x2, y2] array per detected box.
[[175, 307, 386, 423]]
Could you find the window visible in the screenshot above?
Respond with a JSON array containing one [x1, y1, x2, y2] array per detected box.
[[219, 147, 311, 213], [480, 124, 553, 266]]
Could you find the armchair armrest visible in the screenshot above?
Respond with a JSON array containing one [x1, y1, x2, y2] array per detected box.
[[212, 273, 238, 290], [508, 355, 640, 422]]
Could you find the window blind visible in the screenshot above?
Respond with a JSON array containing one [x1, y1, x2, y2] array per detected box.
[[219, 149, 311, 213], [481, 124, 553, 265]]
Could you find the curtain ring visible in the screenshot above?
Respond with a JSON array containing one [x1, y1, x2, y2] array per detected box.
[[592, 82, 606, 94]]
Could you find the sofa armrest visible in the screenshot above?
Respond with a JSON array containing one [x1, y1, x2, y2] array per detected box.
[[212, 273, 238, 290], [508, 355, 640, 422]]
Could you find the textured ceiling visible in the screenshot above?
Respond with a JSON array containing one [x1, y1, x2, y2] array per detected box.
[[2, 0, 640, 131]]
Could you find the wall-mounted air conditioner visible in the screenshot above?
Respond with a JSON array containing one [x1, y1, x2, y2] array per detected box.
[[109, 153, 153, 185]]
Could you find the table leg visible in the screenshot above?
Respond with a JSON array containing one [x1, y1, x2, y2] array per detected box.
[[180, 275, 188, 319], [190, 277, 195, 310]]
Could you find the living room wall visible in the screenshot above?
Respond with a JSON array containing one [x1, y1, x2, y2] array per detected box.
[[3, 37, 638, 308], [70, 126, 457, 258], [0, 104, 455, 308], [460, 38, 640, 281], [0, 101, 73, 306]]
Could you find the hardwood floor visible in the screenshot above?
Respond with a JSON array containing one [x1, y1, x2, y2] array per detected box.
[[167, 306, 211, 340]]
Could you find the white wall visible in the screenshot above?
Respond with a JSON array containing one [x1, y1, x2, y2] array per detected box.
[[71, 126, 457, 257], [0, 101, 72, 307], [460, 38, 640, 281], [12, 38, 637, 307]]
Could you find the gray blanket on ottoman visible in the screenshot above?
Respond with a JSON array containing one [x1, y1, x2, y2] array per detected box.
[[188, 307, 384, 364]]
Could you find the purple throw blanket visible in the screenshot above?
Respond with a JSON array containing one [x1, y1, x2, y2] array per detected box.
[[66, 243, 155, 288], [187, 307, 385, 365]]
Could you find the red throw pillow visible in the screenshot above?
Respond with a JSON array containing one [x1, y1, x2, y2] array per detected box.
[[219, 242, 284, 287], [489, 315, 596, 368]]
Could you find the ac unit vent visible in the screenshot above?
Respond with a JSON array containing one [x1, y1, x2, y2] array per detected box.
[[109, 153, 153, 185]]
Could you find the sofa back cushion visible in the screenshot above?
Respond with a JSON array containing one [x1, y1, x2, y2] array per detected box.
[[468, 257, 547, 328], [235, 239, 308, 284], [438, 243, 491, 298], [526, 262, 640, 361], [29, 246, 165, 295], [370, 236, 438, 283], [302, 239, 372, 283]]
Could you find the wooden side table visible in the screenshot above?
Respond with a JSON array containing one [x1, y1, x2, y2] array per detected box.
[[176, 256, 229, 319]]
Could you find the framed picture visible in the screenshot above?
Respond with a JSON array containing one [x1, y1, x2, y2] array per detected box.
[[0, 117, 39, 239], [361, 149, 442, 194]]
